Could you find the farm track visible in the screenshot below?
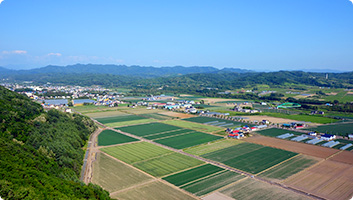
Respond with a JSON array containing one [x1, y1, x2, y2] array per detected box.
[[85, 115, 324, 200]]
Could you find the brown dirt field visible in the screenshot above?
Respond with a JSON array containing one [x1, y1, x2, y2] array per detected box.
[[326, 92, 338, 95], [329, 151, 353, 165], [159, 111, 195, 119], [244, 135, 339, 159], [284, 160, 353, 200], [202, 192, 235, 200], [245, 115, 300, 124]]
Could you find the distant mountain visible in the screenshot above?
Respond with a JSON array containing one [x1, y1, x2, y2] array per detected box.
[[0, 66, 14, 72], [0, 64, 254, 78], [297, 69, 349, 73]]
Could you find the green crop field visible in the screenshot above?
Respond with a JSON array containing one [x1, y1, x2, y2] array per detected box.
[[118, 122, 182, 136], [184, 139, 243, 156], [133, 153, 204, 177], [182, 171, 244, 196], [258, 155, 320, 181], [104, 118, 156, 127], [111, 181, 197, 200], [202, 142, 297, 174], [254, 128, 302, 137], [92, 153, 152, 193], [220, 178, 308, 200], [163, 120, 223, 133], [86, 110, 128, 118], [139, 113, 174, 120], [144, 129, 194, 140], [163, 164, 223, 186], [304, 122, 353, 135], [101, 142, 172, 164], [98, 130, 138, 146], [95, 114, 145, 124], [262, 113, 338, 124], [154, 131, 223, 149], [182, 116, 252, 127]]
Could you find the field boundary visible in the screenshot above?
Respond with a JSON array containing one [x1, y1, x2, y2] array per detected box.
[[152, 131, 195, 141], [255, 154, 301, 176], [142, 128, 185, 137], [178, 169, 227, 188]]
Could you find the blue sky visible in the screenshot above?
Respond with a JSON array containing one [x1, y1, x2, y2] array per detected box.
[[0, 0, 352, 71]]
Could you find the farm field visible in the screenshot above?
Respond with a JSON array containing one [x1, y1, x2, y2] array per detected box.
[[101, 142, 172, 164], [202, 142, 297, 174], [245, 115, 300, 124], [118, 122, 182, 136], [139, 113, 174, 120], [304, 122, 353, 135], [86, 110, 128, 118], [101, 142, 204, 177], [284, 160, 353, 200], [258, 154, 321, 181], [262, 113, 338, 124], [184, 139, 243, 156], [133, 152, 204, 177], [182, 116, 252, 127], [181, 170, 244, 197], [74, 105, 120, 114], [244, 135, 339, 158], [104, 118, 156, 127], [154, 131, 223, 149], [98, 129, 138, 146], [144, 129, 194, 140], [95, 115, 145, 124], [123, 108, 162, 114], [163, 164, 223, 186], [329, 151, 353, 165], [159, 111, 195, 119], [92, 153, 152, 193], [111, 181, 197, 200], [254, 128, 302, 137], [163, 119, 223, 133], [219, 178, 308, 200]]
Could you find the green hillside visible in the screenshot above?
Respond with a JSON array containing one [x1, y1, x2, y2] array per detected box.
[[0, 86, 111, 199]]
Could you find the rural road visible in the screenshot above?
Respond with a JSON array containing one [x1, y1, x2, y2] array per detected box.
[[82, 113, 325, 200]]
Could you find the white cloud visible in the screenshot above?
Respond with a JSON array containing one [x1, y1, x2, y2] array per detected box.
[[47, 53, 62, 56], [2, 50, 27, 54], [350, 0, 353, 4], [0, 0, 4, 5]]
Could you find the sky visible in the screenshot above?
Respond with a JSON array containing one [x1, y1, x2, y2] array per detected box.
[[0, 0, 352, 71]]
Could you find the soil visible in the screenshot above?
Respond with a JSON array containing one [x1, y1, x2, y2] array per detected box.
[[329, 151, 353, 165], [284, 160, 353, 200]]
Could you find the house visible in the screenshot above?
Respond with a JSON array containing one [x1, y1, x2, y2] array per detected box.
[[348, 134, 353, 139], [308, 132, 317, 136], [321, 134, 336, 141]]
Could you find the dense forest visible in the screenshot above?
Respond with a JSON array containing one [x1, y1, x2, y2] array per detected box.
[[0, 86, 111, 199]]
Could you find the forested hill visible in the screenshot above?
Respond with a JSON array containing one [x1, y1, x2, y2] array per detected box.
[[0, 86, 111, 199], [0, 64, 252, 78]]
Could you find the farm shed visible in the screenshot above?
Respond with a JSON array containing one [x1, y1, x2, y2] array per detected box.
[[291, 135, 308, 142], [340, 143, 353, 150], [277, 133, 294, 139], [204, 121, 219, 125], [321, 141, 340, 148], [306, 138, 323, 145]]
